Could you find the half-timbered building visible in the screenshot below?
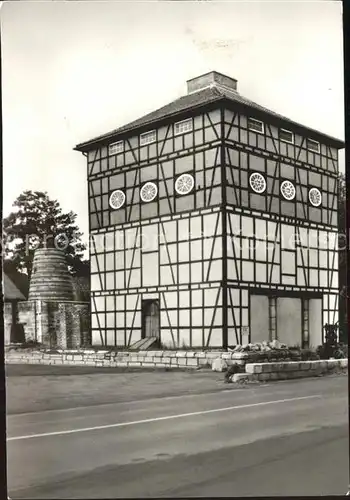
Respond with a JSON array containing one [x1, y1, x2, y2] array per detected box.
[[75, 71, 344, 349]]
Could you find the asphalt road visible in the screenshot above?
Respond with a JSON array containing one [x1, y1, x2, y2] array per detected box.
[[6, 375, 349, 498]]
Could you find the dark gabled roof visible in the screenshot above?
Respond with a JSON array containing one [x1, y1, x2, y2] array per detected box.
[[75, 84, 345, 151], [75, 86, 220, 150], [3, 273, 27, 301]]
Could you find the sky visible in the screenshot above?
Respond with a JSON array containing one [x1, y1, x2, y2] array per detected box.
[[2, 0, 345, 250]]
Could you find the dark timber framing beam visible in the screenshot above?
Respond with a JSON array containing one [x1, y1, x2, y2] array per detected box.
[[221, 105, 228, 350]]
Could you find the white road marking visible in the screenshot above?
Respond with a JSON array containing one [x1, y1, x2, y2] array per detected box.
[[8, 389, 248, 418], [9, 376, 344, 419], [7, 395, 321, 442]]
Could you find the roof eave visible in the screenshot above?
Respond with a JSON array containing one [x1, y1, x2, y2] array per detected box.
[[220, 97, 345, 149], [74, 94, 345, 152], [74, 96, 224, 152]]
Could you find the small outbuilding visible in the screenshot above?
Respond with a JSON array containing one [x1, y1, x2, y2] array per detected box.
[[3, 271, 28, 344]]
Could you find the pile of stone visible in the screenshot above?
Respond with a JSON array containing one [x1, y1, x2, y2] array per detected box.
[[212, 340, 307, 373], [228, 340, 303, 364], [227, 340, 288, 352]]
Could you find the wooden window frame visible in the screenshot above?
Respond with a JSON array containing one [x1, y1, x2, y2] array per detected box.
[[140, 130, 156, 146], [109, 141, 124, 155], [306, 138, 320, 153], [247, 117, 264, 134], [175, 118, 193, 136], [279, 128, 294, 144]]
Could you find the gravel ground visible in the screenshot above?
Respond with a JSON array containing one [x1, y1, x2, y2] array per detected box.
[[5, 364, 233, 415]]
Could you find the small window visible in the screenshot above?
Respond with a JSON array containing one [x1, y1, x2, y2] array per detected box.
[[109, 190, 126, 210], [306, 138, 320, 153], [175, 118, 193, 135], [109, 141, 124, 155], [140, 182, 158, 202], [247, 117, 264, 134], [279, 128, 294, 144], [140, 130, 156, 145], [309, 188, 322, 207], [175, 173, 195, 195], [249, 172, 267, 194], [280, 180, 296, 201]]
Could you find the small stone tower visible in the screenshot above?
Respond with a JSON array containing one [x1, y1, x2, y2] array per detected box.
[[28, 248, 74, 301]]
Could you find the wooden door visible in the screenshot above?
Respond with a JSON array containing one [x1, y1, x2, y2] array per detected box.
[[309, 298, 322, 349], [250, 294, 269, 343], [277, 297, 302, 347], [142, 300, 160, 338]]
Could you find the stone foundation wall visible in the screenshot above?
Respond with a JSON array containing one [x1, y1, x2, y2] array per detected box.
[[5, 300, 90, 349], [70, 303, 90, 348], [3, 301, 37, 344]]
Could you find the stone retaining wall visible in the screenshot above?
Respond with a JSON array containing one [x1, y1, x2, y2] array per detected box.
[[5, 349, 230, 368], [5, 349, 274, 369], [232, 359, 348, 382], [5, 349, 348, 380]]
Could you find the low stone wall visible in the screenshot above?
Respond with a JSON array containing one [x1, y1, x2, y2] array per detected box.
[[5, 349, 246, 369], [5, 349, 348, 380], [232, 359, 348, 382]]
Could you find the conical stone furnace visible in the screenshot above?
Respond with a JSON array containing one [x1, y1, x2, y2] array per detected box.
[[29, 248, 74, 301]]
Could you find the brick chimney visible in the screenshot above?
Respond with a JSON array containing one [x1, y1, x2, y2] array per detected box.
[[187, 71, 238, 94]]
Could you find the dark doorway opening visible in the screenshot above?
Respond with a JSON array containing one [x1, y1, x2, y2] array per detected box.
[[10, 301, 25, 343], [142, 299, 160, 340]]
